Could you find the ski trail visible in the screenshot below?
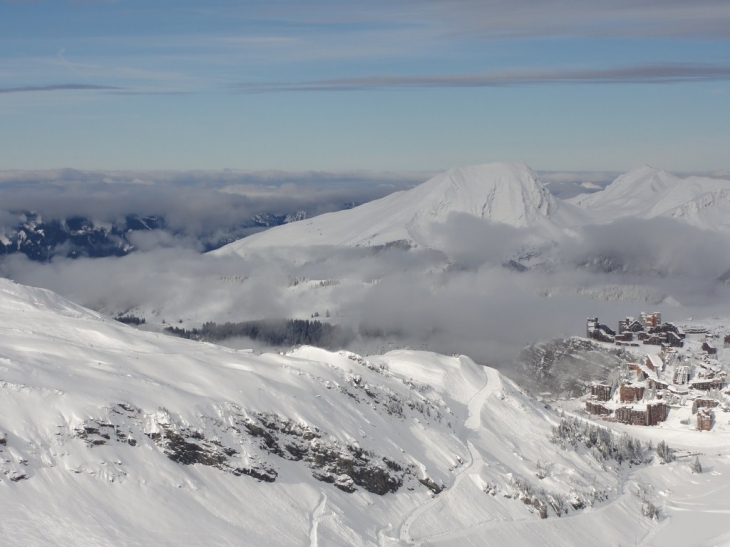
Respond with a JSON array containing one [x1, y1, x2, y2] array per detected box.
[[309, 493, 327, 547], [398, 364, 501, 545]]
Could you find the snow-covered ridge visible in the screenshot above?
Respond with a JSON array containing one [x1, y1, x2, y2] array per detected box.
[[569, 166, 730, 229], [0, 277, 687, 546], [214, 162, 583, 254], [214, 161, 730, 260]]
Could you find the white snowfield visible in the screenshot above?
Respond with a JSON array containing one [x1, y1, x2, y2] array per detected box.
[[2, 278, 730, 546], [213, 163, 586, 255], [213, 162, 730, 257], [569, 166, 730, 229]]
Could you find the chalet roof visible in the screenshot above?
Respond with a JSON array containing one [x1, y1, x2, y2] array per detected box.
[[637, 368, 657, 384], [690, 378, 722, 387], [647, 354, 663, 369]]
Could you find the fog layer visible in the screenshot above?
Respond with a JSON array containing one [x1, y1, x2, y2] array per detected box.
[[3, 211, 729, 368]]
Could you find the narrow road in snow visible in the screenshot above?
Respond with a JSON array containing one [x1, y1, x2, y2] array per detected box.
[[309, 493, 327, 547], [397, 363, 501, 545]]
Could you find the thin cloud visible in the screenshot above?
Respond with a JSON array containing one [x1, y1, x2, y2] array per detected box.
[[233, 63, 730, 93], [418, 0, 730, 39], [0, 84, 121, 94]]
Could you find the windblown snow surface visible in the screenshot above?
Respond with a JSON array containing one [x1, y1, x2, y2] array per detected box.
[[2, 278, 730, 546]]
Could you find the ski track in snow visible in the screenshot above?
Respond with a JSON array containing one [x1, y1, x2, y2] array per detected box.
[[397, 364, 501, 545], [309, 493, 327, 547]]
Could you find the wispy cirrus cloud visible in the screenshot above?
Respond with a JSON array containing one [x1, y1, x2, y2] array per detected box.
[[411, 0, 730, 39], [0, 83, 121, 94], [232, 63, 730, 92]]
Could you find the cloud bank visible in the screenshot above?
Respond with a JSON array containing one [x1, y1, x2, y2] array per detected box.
[[3, 211, 730, 369], [0, 169, 422, 250]]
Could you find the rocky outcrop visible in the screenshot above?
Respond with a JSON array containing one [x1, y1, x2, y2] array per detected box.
[[69, 403, 426, 496]]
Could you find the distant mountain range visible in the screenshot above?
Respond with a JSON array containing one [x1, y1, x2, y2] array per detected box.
[[214, 162, 730, 257], [4, 164, 728, 263], [0, 209, 312, 261], [568, 166, 730, 231]]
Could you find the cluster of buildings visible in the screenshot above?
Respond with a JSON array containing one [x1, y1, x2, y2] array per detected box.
[[587, 312, 685, 348], [586, 381, 669, 426], [583, 311, 728, 432]]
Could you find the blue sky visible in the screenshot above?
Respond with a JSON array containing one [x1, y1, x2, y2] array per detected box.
[[1, 0, 729, 172]]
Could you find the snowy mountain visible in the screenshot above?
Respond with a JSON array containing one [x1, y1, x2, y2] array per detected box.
[[568, 166, 681, 219], [4, 278, 726, 545], [569, 167, 730, 231], [0, 208, 327, 262], [662, 185, 730, 233], [214, 163, 584, 254], [0, 213, 153, 261]]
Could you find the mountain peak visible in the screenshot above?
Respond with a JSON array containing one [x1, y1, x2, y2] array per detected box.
[[412, 162, 557, 228], [568, 166, 679, 216], [214, 162, 573, 253]]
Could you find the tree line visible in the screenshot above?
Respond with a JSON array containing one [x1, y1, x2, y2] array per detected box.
[[165, 319, 354, 348]]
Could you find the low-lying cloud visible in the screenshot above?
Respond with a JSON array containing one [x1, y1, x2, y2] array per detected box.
[[0, 169, 422, 250], [3, 210, 729, 369]]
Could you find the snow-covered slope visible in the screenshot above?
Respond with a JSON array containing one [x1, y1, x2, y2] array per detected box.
[[662, 185, 730, 233], [4, 278, 721, 546], [569, 166, 680, 219], [214, 163, 583, 254], [569, 167, 730, 231]]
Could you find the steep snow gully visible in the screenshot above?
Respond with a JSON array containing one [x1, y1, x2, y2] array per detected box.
[[397, 362, 501, 545]]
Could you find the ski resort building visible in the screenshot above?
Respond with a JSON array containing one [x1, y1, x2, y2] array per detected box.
[[694, 398, 719, 409], [619, 383, 645, 403], [645, 354, 664, 372], [619, 317, 646, 334], [586, 318, 615, 343], [614, 313, 685, 348], [641, 312, 661, 328], [615, 402, 667, 426], [582, 310, 729, 431], [647, 402, 668, 425], [690, 378, 725, 391], [697, 409, 714, 431], [665, 331, 685, 348], [647, 378, 668, 390], [585, 401, 611, 416], [590, 383, 612, 402], [673, 365, 691, 385], [702, 342, 717, 355]]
